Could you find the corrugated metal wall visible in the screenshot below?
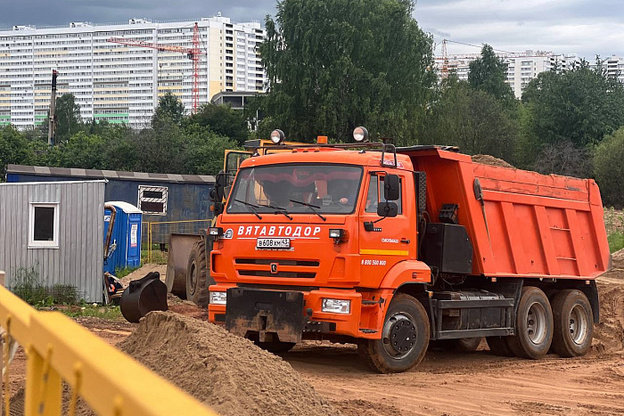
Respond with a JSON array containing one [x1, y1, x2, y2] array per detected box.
[[0, 181, 105, 302]]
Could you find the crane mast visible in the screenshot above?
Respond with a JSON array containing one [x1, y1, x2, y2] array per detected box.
[[48, 69, 58, 146]]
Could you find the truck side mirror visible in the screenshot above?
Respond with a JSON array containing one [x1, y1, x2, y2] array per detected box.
[[215, 171, 228, 201], [377, 202, 398, 218], [384, 174, 400, 201]]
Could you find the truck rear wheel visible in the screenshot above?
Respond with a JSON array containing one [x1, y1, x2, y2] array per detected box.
[[507, 286, 553, 359], [438, 337, 482, 352], [358, 293, 430, 373], [551, 289, 593, 357], [486, 336, 514, 357], [186, 239, 212, 307]]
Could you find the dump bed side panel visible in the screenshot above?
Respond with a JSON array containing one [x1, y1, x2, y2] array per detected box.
[[408, 149, 610, 280]]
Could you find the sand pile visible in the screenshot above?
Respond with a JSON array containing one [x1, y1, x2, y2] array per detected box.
[[471, 154, 515, 168], [119, 311, 339, 416], [593, 276, 624, 354], [612, 248, 624, 269]]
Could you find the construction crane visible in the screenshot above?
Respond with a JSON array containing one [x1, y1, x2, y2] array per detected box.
[[107, 22, 201, 113], [441, 39, 449, 80], [48, 69, 58, 146]]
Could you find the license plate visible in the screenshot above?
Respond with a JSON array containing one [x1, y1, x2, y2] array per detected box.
[[256, 238, 290, 249]]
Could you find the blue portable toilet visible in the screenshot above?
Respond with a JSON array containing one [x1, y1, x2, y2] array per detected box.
[[104, 201, 143, 274]]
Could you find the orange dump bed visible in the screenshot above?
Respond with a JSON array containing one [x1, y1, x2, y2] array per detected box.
[[403, 148, 610, 280]]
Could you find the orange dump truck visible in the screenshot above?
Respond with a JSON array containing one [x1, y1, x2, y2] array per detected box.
[[207, 136, 610, 373]]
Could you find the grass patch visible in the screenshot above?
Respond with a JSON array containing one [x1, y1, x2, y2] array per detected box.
[[12, 265, 79, 306], [60, 304, 123, 320], [114, 266, 140, 279], [141, 248, 168, 265], [608, 231, 624, 253], [604, 207, 624, 253]]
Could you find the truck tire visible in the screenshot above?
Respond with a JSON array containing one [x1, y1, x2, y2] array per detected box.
[[186, 239, 212, 307], [486, 336, 514, 357], [255, 341, 296, 354], [437, 337, 482, 352], [551, 289, 593, 357], [358, 293, 430, 373], [507, 286, 553, 359]]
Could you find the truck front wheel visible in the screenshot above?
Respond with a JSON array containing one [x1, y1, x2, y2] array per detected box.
[[551, 289, 593, 357], [358, 294, 430, 373], [508, 286, 553, 359], [186, 239, 212, 307]]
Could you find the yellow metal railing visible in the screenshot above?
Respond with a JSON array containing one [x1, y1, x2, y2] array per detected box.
[[0, 271, 216, 416], [144, 219, 213, 263]]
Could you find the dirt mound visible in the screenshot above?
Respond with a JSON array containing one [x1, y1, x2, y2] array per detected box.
[[593, 278, 624, 354], [119, 264, 166, 287], [471, 154, 515, 168], [612, 248, 624, 269], [119, 311, 339, 416], [1, 388, 25, 416]]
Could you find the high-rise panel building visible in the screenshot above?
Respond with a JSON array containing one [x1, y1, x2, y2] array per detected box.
[[435, 51, 580, 99], [0, 15, 266, 128]]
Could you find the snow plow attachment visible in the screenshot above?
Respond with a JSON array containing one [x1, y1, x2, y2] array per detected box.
[[120, 271, 168, 323]]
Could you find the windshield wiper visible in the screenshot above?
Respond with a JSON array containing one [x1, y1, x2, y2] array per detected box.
[[257, 202, 293, 220], [289, 199, 326, 221], [233, 198, 263, 220]]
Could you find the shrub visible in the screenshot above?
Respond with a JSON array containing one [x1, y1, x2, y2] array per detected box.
[[11, 265, 79, 306], [594, 127, 624, 208]]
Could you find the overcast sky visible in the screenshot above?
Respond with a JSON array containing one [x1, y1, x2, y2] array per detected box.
[[2, 0, 623, 59]]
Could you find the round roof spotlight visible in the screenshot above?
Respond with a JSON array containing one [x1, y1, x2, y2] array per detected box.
[[270, 129, 286, 145], [353, 126, 369, 142]]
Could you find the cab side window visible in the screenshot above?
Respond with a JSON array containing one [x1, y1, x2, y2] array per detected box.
[[365, 174, 402, 214]]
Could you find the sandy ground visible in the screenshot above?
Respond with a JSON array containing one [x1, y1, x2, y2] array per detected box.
[[3, 263, 624, 415]]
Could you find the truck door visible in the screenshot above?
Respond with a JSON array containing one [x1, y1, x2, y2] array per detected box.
[[359, 172, 417, 287]]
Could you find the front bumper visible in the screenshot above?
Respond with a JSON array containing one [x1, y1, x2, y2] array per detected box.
[[209, 284, 391, 340]]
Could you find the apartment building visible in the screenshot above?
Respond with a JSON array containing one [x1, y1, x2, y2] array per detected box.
[[597, 56, 624, 83], [0, 15, 266, 128], [435, 51, 580, 99]]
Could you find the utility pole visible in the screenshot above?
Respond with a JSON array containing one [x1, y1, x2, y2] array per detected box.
[[48, 69, 58, 146]]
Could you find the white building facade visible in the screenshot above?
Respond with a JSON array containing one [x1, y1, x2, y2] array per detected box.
[[435, 51, 580, 99], [0, 16, 266, 129], [597, 56, 624, 83]]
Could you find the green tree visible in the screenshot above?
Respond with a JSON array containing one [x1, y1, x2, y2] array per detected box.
[[100, 125, 139, 172], [54, 93, 82, 143], [135, 116, 186, 173], [0, 126, 33, 178], [153, 92, 186, 126], [594, 127, 624, 207], [48, 131, 107, 169], [188, 103, 248, 145], [422, 78, 520, 163], [522, 61, 624, 148], [468, 44, 514, 103], [184, 125, 239, 175], [260, 0, 435, 144]]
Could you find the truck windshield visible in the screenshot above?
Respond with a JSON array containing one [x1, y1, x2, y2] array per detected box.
[[227, 164, 363, 215]]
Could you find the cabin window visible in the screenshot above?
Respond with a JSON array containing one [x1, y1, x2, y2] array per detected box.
[[29, 203, 59, 248], [138, 185, 168, 215], [365, 175, 402, 214]]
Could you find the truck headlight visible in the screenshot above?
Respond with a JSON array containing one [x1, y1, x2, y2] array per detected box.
[[210, 291, 227, 305], [208, 227, 224, 237], [321, 298, 351, 314]]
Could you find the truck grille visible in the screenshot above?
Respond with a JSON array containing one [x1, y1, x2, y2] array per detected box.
[[235, 258, 319, 279]]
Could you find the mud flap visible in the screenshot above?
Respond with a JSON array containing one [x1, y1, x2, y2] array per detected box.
[[225, 288, 304, 343]]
